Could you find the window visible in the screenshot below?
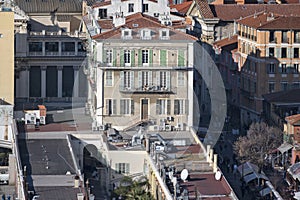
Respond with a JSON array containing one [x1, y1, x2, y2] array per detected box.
[[122, 71, 133, 89], [141, 29, 151, 40], [269, 82, 275, 93], [105, 71, 113, 86], [268, 63, 275, 74], [294, 64, 299, 74], [128, 3, 134, 12], [120, 99, 134, 115], [293, 82, 300, 89], [122, 29, 132, 39], [295, 31, 300, 43], [269, 47, 274, 57], [61, 42, 75, 52], [177, 72, 185, 87], [106, 49, 113, 64], [281, 82, 288, 91], [156, 99, 170, 115], [281, 48, 287, 58], [142, 50, 149, 64], [99, 9, 107, 19], [105, 99, 117, 115], [280, 64, 287, 73], [45, 42, 58, 52], [269, 31, 275, 43], [124, 50, 130, 65], [29, 42, 42, 52], [160, 29, 169, 40], [142, 4, 148, 12], [174, 99, 187, 115], [141, 71, 150, 87], [282, 31, 288, 43], [294, 48, 299, 58], [115, 163, 130, 174], [157, 71, 170, 90]]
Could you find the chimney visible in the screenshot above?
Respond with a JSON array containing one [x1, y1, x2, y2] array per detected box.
[[77, 193, 84, 200], [206, 145, 211, 162], [213, 154, 218, 173]]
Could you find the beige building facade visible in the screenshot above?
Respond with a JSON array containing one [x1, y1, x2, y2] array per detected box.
[[0, 11, 14, 105]]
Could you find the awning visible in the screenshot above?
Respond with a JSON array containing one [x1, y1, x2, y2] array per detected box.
[[243, 172, 269, 183], [259, 187, 272, 197], [277, 143, 293, 154], [238, 162, 260, 177]]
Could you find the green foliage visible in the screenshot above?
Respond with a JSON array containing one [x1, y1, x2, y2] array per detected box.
[[112, 176, 154, 200]]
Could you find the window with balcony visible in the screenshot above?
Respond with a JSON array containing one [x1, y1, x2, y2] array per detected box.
[[124, 50, 130, 65], [269, 31, 275, 43], [105, 99, 117, 115], [106, 49, 113, 64], [268, 82, 275, 93], [120, 71, 134, 90], [140, 71, 152, 89], [120, 99, 134, 115], [268, 63, 275, 74], [105, 71, 113, 86], [294, 63, 299, 74], [142, 50, 149, 64], [142, 4, 148, 12], [294, 48, 299, 58], [269, 47, 274, 57], [29, 42, 42, 52], [115, 163, 130, 174], [156, 99, 170, 115], [174, 99, 187, 115], [99, 9, 107, 19], [158, 71, 170, 89], [295, 31, 300, 43], [45, 42, 58, 52], [128, 3, 134, 12], [282, 31, 288, 43], [281, 48, 287, 58]]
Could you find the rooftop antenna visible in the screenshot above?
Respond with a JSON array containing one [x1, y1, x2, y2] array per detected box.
[[180, 169, 189, 182]]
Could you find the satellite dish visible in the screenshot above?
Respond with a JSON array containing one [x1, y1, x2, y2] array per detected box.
[[215, 170, 222, 181], [180, 169, 189, 182]]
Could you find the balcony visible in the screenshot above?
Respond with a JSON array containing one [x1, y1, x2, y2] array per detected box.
[[98, 64, 191, 70], [119, 85, 176, 94], [29, 31, 86, 39]]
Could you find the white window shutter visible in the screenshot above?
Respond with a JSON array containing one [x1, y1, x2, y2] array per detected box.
[[138, 71, 142, 89], [120, 71, 124, 89], [156, 71, 160, 87], [149, 71, 152, 86], [166, 71, 170, 89], [130, 71, 134, 89]]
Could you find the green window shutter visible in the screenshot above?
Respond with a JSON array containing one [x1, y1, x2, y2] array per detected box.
[[178, 50, 185, 67], [149, 49, 153, 66], [120, 49, 124, 67], [138, 49, 142, 66], [131, 50, 135, 67], [113, 48, 117, 66], [160, 50, 167, 66]]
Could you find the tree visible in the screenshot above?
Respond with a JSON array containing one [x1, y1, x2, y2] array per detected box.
[[234, 122, 283, 169], [113, 176, 154, 200]]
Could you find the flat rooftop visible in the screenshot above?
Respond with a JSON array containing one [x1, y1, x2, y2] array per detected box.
[[34, 186, 82, 200]]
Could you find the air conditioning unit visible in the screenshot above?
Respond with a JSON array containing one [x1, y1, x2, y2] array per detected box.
[[99, 124, 107, 131], [165, 125, 172, 131], [166, 116, 174, 122], [154, 13, 159, 17]]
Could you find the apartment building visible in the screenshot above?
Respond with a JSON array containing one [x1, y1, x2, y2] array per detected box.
[[14, 0, 87, 103], [83, 6, 197, 130], [236, 12, 300, 126], [0, 7, 14, 105]]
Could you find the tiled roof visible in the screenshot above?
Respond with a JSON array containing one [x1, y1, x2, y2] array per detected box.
[[195, 0, 215, 19], [237, 12, 300, 30], [14, 0, 82, 14], [263, 89, 300, 104], [92, 0, 130, 8], [210, 4, 300, 21], [93, 13, 197, 40], [213, 35, 237, 48], [170, 1, 193, 15], [285, 114, 300, 125], [97, 19, 114, 29]]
